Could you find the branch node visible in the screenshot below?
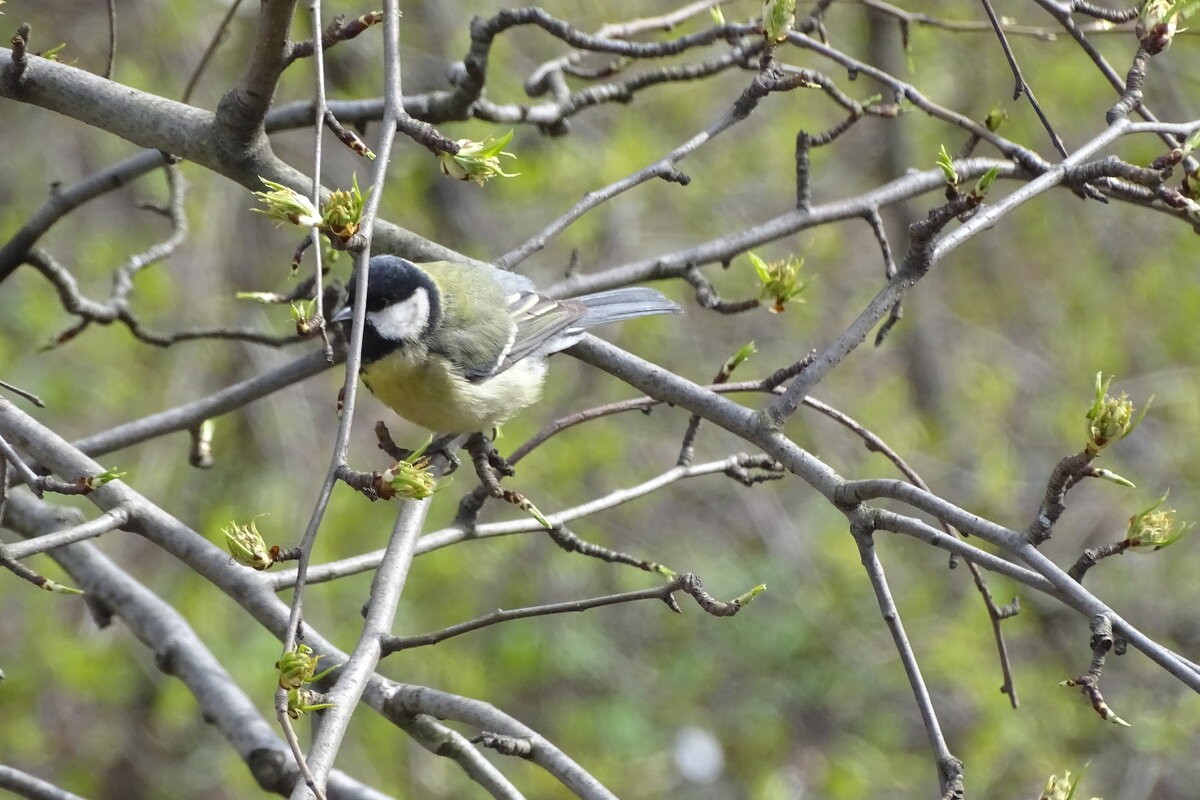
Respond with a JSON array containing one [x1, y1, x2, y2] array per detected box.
[[8, 23, 31, 89], [473, 732, 534, 758], [659, 168, 691, 186]]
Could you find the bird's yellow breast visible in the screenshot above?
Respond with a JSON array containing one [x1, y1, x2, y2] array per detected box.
[[360, 350, 547, 433]]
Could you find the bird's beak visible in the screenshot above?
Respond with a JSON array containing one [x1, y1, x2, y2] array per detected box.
[[331, 306, 354, 324]]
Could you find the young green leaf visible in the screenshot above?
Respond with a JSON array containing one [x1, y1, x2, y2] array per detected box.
[[936, 144, 959, 186]]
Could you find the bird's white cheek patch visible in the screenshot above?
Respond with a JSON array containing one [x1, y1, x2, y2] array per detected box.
[[368, 287, 431, 342]]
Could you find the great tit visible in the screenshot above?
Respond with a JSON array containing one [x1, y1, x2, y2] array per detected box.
[[332, 255, 681, 435]]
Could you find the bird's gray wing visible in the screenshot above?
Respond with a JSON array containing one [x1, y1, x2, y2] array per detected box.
[[460, 292, 584, 380]]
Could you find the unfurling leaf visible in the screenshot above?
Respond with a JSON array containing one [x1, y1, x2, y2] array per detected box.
[[1085, 373, 1151, 454], [222, 515, 275, 570], [252, 179, 321, 228], [749, 252, 808, 313], [1125, 491, 1193, 552], [972, 166, 1002, 198], [438, 131, 520, 186]]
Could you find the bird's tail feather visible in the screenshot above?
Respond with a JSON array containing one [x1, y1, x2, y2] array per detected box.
[[575, 287, 682, 329]]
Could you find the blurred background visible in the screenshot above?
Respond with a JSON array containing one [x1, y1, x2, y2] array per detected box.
[[2, 1, 1199, 798]]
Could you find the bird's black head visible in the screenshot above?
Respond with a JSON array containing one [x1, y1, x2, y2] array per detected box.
[[337, 256, 442, 363]]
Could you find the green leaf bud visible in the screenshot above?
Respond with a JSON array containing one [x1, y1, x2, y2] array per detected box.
[[287, 687, 336, 719], [762, 0, 797, 41], [1085, 373, 1151, 454], [320, 173, 370, 245], [222, 515, 274, 571], [1136, 0, 1181, 54], [1126, 492, 1193, 552], [276, 644, 331, 690]]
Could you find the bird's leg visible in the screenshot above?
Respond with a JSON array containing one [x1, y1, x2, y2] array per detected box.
[[452, 434, 515, 530], [464, 433, 515, 495], [462, 434, 550, 526]]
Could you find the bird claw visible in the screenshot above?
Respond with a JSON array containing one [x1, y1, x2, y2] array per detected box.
[[427, 433, 462, 474], [487, 447, 515, 477]]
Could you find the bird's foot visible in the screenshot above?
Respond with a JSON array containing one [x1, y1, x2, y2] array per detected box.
[[462, 434, 550, 526], [464, 433, 515, 494]]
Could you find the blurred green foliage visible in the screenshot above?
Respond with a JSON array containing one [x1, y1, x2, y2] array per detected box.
[[3, 1, 1200, 799]]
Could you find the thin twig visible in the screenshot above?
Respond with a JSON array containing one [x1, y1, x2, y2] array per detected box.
[[1025, 450, 1094, 545], [103, 0, 117, 79], [864, 208, 898, 280], [1106, 44, 1152, 125], [849, 516, 963, 798], [546, 522, 678, 572], [0, 379, 44, 408], [0, 432, 44, 495], [978, 0, 1068, 156], [288, 3, 411, 795], [1067, 537, 1132, 583], [273, 1, 334, 792], [804, 396, 1021, 705], [182, 0, 245, 103], [7, 23, 30, 86], [0, 540, 80, 593], [857, 0, 1130, 38], [28, 246, 299, 349], [0, 765, 90, 800], [3, 505, 131, 559], [288, 11, 385, 63], [382, 584, 686, 654], [676, 346, 761, 466]]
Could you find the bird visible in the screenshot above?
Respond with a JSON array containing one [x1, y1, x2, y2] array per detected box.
[[331, 255, 682, 437]]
